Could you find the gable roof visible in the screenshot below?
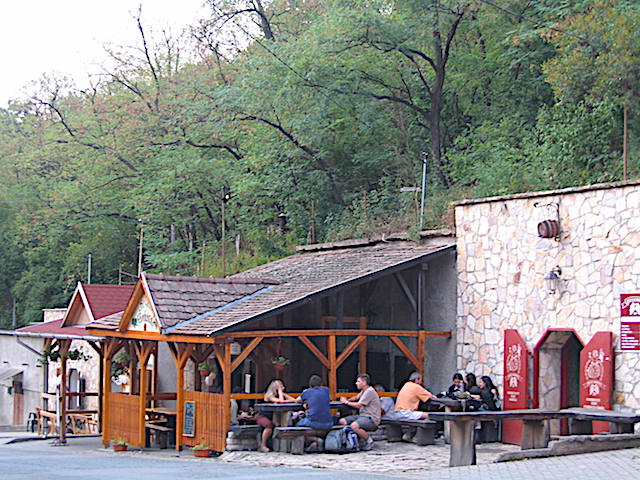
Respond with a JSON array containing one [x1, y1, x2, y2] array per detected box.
[[167, 241, 453, 336], [62, 283, 135, 326], [89, 273, 279, 333], [89, 240, 453, 338], [16, 318, 103, 340]]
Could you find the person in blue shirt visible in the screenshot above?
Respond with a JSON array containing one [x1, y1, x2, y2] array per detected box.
[[295, 374, 333, 450]]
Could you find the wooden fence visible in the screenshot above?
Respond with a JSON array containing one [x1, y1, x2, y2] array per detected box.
[[105, 392, 142, 446], [182, 391, 227, 452]]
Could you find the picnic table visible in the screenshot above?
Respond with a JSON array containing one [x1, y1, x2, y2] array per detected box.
[[429, 408, 640, 467]]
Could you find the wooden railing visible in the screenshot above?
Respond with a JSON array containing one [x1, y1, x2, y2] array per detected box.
[[183, 391, 227, 452], [106, 393, 142, 446]]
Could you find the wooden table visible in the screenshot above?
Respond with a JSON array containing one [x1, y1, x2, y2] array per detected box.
[[253, 401, 347, 452], [145, 407, 177, 448], [429, 409, 572, 467]]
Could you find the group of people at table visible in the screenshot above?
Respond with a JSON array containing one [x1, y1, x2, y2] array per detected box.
[[242, 370, 500, 453]]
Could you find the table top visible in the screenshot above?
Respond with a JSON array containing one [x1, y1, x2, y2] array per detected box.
[[254, 401, 346, 412], [146, 407, 177, 416]]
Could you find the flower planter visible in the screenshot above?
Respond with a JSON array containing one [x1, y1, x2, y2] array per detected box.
[[199, 369, 211, 377], [112, 444, 128, 452], [193, 449, 211, 457], [273, 363, 285, 372]]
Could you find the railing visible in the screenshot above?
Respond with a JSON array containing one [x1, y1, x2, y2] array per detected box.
[[106, 393, 142, 446], [183, 391, 227, 452]]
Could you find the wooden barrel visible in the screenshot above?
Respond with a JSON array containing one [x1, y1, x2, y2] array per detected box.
[[538, 219, 560, 238]]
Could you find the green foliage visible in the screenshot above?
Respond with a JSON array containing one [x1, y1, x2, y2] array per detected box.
[[0, 0, 639, 325]]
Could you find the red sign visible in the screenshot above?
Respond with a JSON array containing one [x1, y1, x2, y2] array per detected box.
[[621, 294, 640, 317], [502, 329, 529, 445], [621, 294, 640, 350], [621, 322, 640, 350], [580, 331, 614, 433]]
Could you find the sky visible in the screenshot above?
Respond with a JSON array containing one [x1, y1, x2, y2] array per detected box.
[[0, 1, 210, 108]]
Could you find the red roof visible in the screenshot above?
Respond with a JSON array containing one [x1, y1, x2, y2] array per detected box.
[[81, 284, 135, 320], [16, 319, 101, 338]]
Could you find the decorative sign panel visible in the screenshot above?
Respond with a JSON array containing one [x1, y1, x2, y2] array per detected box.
[[579, 331, 614, 433], [620, 294, 640, 350]]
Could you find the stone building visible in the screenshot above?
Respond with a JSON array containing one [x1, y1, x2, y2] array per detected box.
[[454, 180, 640, 423]]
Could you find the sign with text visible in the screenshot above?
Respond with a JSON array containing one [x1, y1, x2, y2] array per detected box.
[[580, 332, 614, 433], [502, 329, 530, 445], [183, 401, 195, 437], [620, 294, 640, 350]]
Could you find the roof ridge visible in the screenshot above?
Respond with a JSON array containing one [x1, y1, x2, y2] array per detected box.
[[145, 273, 278, 285]]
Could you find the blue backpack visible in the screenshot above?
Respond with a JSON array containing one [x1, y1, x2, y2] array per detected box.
[[324, 426, 360, 453]]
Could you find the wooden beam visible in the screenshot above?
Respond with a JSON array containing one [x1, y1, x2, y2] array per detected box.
[[328, 336, 337, 399], [221, 329, 450, 338], [336, 336, 365, 367], [390, 336, 420, 369], [231, 337, 263, 372], [394, 272, 417, 314], [297, 336, 330, 369]]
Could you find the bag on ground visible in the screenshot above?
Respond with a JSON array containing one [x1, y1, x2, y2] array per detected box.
[[324, 426, 360, 453]]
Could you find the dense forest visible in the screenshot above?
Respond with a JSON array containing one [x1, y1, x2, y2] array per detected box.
[[1, 0, 639, 327]]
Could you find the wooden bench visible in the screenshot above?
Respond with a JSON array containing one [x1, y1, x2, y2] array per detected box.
[[273, 426, 338, 454], [561, 407, 640, 435], [230, 424, 263, 439], [381, 419, 437, 446], [429, 409, 573, 467], [145, 421, 174, 449]]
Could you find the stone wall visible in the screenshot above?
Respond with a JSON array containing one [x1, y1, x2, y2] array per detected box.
[[455, 180, 640, 411]]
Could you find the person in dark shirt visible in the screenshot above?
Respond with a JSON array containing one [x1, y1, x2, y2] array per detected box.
[[295, 374, 333, 450]]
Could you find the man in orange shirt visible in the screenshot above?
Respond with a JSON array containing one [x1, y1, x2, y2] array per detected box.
[[394, 372, 435, 442]]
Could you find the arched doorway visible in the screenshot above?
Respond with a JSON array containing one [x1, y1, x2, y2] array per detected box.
[[534, 328, 583, 435]]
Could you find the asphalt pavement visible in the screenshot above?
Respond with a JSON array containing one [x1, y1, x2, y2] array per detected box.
[[2, 430, 640, 480]]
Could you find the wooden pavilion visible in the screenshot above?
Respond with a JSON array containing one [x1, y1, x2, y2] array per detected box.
[[15, 283, 135, 443], [88, 238, 457, 452]]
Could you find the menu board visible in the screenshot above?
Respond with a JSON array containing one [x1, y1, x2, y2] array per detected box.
[[183, 401, 195, 437], [620, 294, 640, 351]]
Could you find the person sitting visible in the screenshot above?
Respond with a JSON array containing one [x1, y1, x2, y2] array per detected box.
[[447, 373, 466, 397], [465, 372, 477, 391], [478, 375, 501, 411], [374, 384, 397, 421], [295, 374, 334, 451], [339, 374, 381, 451], [256, 379, 296, 452], [394, 372, 435, 443]]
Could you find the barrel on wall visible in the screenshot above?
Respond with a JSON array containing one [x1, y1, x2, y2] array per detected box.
[[537, 219, 560, 239]]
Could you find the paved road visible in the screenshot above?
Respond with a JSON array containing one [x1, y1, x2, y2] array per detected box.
[[3, 434, 640, 479]]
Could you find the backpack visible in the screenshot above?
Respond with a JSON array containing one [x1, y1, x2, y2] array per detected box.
[[324, 426, 360, 453]]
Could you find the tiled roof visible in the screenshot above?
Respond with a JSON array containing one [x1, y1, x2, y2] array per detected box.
[[16, 318, 102, 339], [145, 273, 279, 329], [167, 241, 452, 336], [82, 284, 135, 320], [89, 311, 123, 331]]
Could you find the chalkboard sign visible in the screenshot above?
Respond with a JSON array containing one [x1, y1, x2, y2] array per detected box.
[[184, 401, 195, 437]]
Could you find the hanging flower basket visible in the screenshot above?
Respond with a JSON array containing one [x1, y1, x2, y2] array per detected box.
[[271, 356, 290, 371], [199, 369, 211, 377]]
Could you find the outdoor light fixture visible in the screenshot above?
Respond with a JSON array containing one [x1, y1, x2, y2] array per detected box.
[[544, 266, 562, 294]]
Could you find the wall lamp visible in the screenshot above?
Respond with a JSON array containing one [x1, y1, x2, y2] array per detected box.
[[544, 266, 562, 294]]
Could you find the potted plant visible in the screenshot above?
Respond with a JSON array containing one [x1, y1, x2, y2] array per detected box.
[[110, 435, 129, 451], [191, 438, 213, 457], [198, 361, 216, 377], [39, 345, 61, 365], [271, 356, 290, 372], [67, 348, 89, 361]]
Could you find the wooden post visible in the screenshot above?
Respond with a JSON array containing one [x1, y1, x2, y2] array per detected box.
[[359, 316, 367, 374], [328, 335, 337, 399], [521, 419, 549, 450], [58, 339, 70, 445], [448, 420, 476, 467], [223, 340, 232, 433], [135, 341, 154, 448]]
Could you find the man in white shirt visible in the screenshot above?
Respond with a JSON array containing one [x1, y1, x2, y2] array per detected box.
[[339, 374, 381, 451]]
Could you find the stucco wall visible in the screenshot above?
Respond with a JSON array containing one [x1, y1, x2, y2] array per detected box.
[[0, 333, 45, 425], [455, 181, 640, 411]]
